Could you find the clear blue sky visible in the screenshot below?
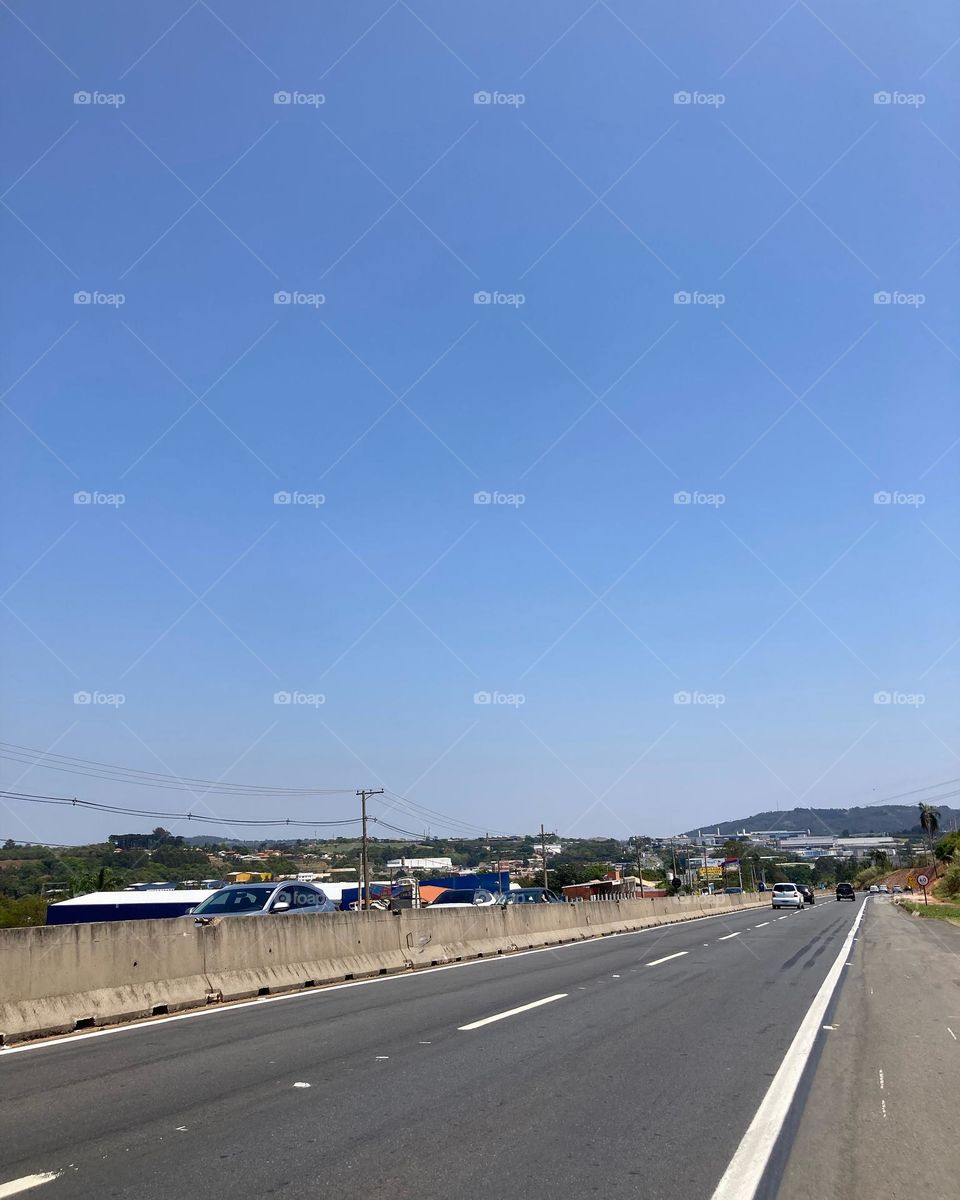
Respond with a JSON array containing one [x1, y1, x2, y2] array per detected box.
[[2, 1, 958, 846]]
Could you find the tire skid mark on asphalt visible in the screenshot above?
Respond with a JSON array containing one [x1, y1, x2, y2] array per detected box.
[[709, 894, 869, 1200]]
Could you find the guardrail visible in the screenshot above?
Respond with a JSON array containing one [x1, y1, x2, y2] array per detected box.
[[0, 892, 766, 1044]]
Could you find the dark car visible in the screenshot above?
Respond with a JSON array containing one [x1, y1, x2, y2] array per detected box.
[[426, 888, 498, 908], [797, 883, 815, 905], [501, 888, 563, 905], [835, 882, 856, 901]]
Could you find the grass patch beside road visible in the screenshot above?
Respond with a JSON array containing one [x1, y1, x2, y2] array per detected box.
[[898, 899, 960, 926]]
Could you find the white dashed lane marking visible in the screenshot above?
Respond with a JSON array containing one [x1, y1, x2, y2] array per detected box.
[[0, 1175, 61, 1198], [646, 951, 689, 967], [717, 932, 741, 941], [458, 993, 567, 1031]]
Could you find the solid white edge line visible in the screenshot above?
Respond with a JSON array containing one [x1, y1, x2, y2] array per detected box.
[[710, 898, 869, 1200], [717, 931, 741, 940], [0, 901, 771, 1057], [0, 1173, 61, 1198], [458, 993, 567, 1030], [646, 951, 689, 967]]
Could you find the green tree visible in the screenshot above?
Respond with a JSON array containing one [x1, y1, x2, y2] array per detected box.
[[70, 865, 121, 896], [919, 803, 941, 875], [871, 849, 890, 873]]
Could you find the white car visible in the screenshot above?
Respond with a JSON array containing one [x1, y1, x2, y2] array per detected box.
[[771, 882, 804, 910]]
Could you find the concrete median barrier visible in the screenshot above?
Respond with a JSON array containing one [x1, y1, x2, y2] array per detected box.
[[0, 893, 766, 1044]]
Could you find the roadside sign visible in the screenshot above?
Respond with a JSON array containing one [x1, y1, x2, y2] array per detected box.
[[917, 874, 928, 886]]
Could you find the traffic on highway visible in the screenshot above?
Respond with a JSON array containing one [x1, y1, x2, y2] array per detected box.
[[1, 894, 878, 1200]]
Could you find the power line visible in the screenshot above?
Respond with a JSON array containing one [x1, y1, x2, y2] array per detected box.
[[381, 789, 510, 838], [1, 791, 459, 841], [864, 778, 960, 806], [0, 790, 361, 828], [0, 742, 351, 796], [374, 818, 432, 840]]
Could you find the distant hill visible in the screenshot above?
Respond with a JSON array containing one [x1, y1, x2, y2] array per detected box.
[[685, 805, 960, 839]]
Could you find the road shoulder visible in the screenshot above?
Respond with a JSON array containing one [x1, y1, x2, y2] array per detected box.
[[776, 898, 960, 1200]]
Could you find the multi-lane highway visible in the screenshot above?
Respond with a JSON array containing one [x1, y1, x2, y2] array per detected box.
[[0, 896, 887, 1199]]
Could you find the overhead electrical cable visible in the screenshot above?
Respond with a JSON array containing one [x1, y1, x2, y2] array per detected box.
[[0, 790, 361, 828], [0, 742, 350, 796], [381, 789, 510, 838]]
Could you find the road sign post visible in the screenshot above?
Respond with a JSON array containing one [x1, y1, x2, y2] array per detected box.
[[917, 873, 929, 905]]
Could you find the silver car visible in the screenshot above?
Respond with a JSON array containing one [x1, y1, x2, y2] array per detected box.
[[771, 882, 804, 910], [190, 881, 338, 922]]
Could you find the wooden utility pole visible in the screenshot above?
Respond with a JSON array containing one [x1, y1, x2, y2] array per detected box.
[[540, 823, 548, 890], [357, 789, 384, 910], [635, 836, 645, 898]]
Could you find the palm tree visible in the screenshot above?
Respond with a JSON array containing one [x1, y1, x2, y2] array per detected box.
[[919, 803, 941, 876]]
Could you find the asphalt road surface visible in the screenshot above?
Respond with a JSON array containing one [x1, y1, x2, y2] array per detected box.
[[778, 896, 960, 1200], [1, 897, 872, 1200]]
